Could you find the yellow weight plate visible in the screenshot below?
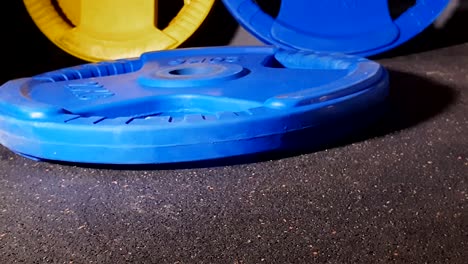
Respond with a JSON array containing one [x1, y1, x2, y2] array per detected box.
[[23, 0, 215, 62]]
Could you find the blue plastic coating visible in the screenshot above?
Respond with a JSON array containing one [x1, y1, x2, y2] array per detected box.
[[0, 47, 389, 164], [222, 0, 450, 56]]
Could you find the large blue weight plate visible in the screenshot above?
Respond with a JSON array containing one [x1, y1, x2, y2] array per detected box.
[[0, 46, 389, 164]]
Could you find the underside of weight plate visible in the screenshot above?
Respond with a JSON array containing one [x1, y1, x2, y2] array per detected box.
[[0, 47, 389, 164]]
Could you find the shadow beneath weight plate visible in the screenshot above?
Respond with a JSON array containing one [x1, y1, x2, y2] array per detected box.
[[353, 70, 458, 138], [38, 69, 457, 171]]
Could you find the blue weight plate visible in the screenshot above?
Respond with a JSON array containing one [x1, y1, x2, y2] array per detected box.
[[222, 0, 449, 56], [0, 46, 389, 164]]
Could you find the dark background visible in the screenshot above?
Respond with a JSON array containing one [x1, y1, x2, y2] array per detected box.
[[1, 0, 468, 83]]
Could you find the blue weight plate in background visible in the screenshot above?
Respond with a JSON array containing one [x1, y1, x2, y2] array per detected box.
[[0, 47, 389, 164], [222, 0, 450, 56]]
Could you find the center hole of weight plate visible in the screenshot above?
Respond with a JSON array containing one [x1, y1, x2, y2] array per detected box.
[[168, 65, 220, 76], [156, 0, 184, 28], [142, 63, 246, 87], [388, 0, 416, 19], [253, 0, 281, 17]]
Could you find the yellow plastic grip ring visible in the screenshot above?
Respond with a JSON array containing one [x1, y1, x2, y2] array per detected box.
[[23, 0, 215, 62]]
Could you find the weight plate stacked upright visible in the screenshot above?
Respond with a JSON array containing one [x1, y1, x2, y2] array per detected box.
[[23, 0, 215, 61]]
